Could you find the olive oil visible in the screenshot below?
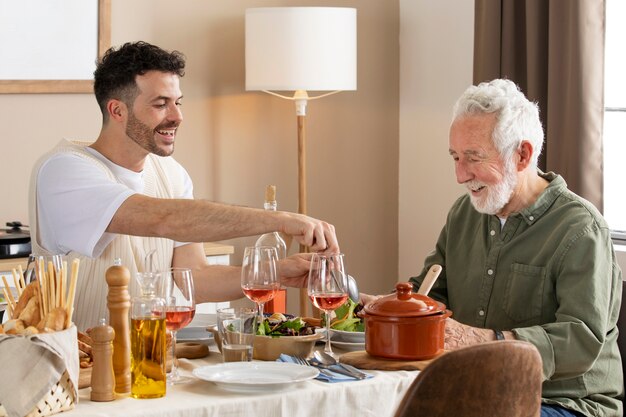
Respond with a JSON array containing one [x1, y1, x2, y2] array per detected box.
[[130, 317, 167, 398], [131, 271, 167, 399]]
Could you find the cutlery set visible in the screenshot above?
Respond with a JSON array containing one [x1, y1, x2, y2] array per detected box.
[[292, 354, 368, 380]]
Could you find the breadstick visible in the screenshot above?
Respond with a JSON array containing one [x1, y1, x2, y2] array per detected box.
[[55, 262, 62, 309], [38, 258, 48, 317], [11, 270, 22, 297], [17, 265, 26, 290], [65, 259, 80, 328], [2, 286, 14, 317], [61, 261, 67, 309], [48, 261, 56, 310], [2, 276, 15, 305], [36, 275, 44, 320]]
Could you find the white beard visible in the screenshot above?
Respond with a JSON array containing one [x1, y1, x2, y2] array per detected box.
[[466, 160, 518, 215]]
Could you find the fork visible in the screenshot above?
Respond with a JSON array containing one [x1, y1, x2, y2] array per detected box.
[[294, 356, 334, 378], [297, 356, 364, 379]]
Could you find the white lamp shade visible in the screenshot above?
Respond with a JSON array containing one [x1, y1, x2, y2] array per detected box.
[[245, 7, 357, 92]]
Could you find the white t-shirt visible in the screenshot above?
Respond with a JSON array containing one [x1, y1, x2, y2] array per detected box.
[[37, 147, 193, 257]]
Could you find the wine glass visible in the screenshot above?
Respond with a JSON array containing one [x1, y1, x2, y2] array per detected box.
[[241, 246, 279, 321], [308, 253, 348, 358], [161, 268, 195, 385]]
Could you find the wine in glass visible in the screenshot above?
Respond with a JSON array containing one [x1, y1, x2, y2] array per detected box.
[[308, 253, 348, 358], [241, 246, 279, 320], [161, 267, 195, 385]]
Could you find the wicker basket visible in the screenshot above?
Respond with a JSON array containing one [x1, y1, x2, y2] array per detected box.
[[0, 370, 75, 417], [0, 325, 78, 417]]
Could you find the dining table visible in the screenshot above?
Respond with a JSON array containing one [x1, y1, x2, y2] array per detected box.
[[61, 314, 421, 417]]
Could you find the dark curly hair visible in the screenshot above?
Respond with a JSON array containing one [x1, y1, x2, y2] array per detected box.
[[94, 41, 186, 119]]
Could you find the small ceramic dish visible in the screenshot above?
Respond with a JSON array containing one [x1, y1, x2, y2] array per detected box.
[[329, 329, 365, 343]]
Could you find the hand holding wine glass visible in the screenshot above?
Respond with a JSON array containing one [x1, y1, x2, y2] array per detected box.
[[241, 246, 279, 320], [307, 253, 348, 358], [162, 268, 195, 385]]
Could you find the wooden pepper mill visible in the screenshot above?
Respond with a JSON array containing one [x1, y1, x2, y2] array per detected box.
[[106, 259, 131, 394], [90, 319, 116, 401]]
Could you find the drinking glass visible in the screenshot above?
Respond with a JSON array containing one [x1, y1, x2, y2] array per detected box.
[[241, 246, 279, 320], [308, 253, 348, 358], [161, 268, 195, 384], [217, 307, 257, 362]]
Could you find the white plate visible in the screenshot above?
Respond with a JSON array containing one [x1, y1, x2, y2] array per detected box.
[[331, 339, 365, 351], [330, 329, 365, 343], [177, 326, 214, 344], [193, 362, 319, 393]]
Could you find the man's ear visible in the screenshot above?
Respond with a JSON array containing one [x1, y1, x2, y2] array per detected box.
[[106, 99, 127, 122], [517, 140, 534, 170]]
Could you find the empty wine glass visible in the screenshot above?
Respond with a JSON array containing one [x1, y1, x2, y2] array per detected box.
[[307, 253, 348, 358], [161, 268, 195, 385], [241, 246, 279, 321]]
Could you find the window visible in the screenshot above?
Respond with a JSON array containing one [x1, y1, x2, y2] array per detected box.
[[603, 0, 626, 239]]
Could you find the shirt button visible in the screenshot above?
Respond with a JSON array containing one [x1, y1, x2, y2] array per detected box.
[[487, 269, 494, 275], [529, 215, 535, 221], [490, 230, 496, 236], [479, 310, 485, 316]]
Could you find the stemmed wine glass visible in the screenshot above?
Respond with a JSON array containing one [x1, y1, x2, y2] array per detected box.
[[161, 268, 195, 384], [241, 246, 279, 321], [308, 253, 348, 358]]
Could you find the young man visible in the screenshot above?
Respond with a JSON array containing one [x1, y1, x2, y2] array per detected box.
[[30, 42, 339, 330]]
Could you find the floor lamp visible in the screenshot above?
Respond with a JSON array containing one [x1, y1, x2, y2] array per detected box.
[[245, 7, 357, 316]]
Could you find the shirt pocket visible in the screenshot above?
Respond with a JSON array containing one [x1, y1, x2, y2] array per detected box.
[[502, 263, 546, 323]]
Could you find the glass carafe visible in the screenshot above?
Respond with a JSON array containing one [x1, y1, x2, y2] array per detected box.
[[130, 271, 167, 399]]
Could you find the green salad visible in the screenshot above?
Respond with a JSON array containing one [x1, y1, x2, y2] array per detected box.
[[256, 313, 316, 337], [329, 299, 364, 332]]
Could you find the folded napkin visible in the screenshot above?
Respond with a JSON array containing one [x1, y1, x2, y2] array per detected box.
[[277, 354, 372, 383], [0, 326, 79, 417]]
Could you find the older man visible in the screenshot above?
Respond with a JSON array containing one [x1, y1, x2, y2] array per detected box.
[[409, 79, 622, 417]]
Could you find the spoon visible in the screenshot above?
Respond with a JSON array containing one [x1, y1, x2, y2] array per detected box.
[[313, 351, 368, 379], [330, 270, 360, 303], [417, 264, 442, 296]]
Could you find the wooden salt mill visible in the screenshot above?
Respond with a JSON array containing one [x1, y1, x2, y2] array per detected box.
[[106, 259, 131, 394], [90, 319, 116, 401]]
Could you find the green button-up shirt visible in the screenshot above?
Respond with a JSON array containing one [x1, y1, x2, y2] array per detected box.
[[409, 172, 623, 417]]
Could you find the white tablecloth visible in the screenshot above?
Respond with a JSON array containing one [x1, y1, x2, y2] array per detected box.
[[67, 361, 418, 417], [63, 315, 420, 417]]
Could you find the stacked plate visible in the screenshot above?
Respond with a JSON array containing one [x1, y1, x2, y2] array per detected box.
[[329, 329, 365, 351]]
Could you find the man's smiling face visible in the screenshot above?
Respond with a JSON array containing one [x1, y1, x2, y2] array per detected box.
[[449, 113, 518, 216], [125, 70, 183, 157]]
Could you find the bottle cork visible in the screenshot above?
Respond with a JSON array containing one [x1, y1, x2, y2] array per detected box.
[[90, 319, 116, 401], [265, 185, 276, 203], [106, 259, 131, 394]]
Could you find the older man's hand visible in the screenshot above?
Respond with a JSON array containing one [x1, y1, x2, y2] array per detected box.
[[277, 253, 315, 288], [444, 318, 493, 350]]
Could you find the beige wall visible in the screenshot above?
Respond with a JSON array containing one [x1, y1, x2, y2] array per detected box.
[[398, 1, 474, 281], [0, 0, 399, 310]]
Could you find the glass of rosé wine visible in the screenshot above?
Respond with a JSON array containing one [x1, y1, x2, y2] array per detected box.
[[241, 246, 279, 321], [307, 253, 348, 358], [161, 267, 195, 385]]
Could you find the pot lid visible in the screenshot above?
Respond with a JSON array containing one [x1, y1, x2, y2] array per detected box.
[[0, 221, 30, 241], [363, 282, 446, 318]]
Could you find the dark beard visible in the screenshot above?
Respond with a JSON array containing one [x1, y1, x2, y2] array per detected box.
[[126, 111, 174, 157]]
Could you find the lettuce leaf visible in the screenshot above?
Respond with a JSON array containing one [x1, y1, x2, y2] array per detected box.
[[330, 299, 364, 332]]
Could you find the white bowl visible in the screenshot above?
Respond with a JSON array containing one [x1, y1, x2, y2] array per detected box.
[[330, 329, 365, 343]]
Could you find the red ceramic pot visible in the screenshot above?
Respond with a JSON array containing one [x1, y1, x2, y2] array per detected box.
[[362, 282, 452, 360]]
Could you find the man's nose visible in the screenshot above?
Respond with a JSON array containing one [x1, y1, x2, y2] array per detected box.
[[169, 104, 183, 123], [455, 162, 472, 184]]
